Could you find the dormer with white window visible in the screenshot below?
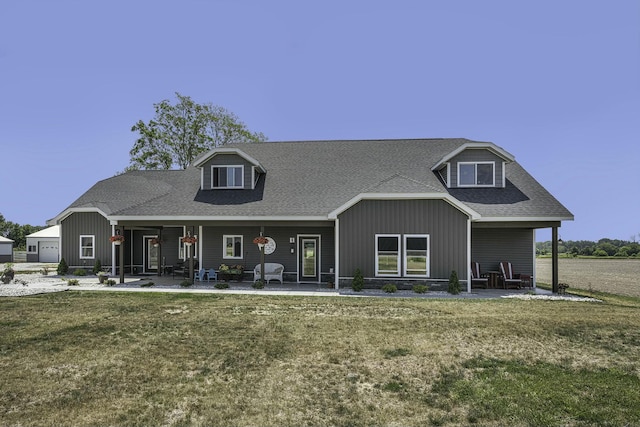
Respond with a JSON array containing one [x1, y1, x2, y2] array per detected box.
[[431, 142, 515, 189], [193, 148, 266, 190]]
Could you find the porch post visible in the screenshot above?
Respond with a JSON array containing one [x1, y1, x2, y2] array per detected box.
[[189, 227, 194, 284], [157, 227, 162, 277], [119, 226, 125, 284], [552, 226, 559, 293], [334, 218, 340, 290], [260, 226, 265, 283]]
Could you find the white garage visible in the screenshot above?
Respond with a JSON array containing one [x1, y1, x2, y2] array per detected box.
[[26, 226, 60, 263], [0, 236, 14, 263]]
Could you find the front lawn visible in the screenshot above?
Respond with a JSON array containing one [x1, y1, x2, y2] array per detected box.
[[1, 291, 639, 426]]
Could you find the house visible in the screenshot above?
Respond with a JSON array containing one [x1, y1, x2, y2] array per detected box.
[[26, 225, 60, 263], [48, 138, 573, 291], [0, 236, 14, 263]]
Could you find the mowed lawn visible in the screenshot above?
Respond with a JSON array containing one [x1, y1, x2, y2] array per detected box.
[[537, 257, 640, 298], [2, 291, 640, 426]]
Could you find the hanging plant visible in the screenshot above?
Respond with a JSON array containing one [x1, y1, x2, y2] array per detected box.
[[109, 235, 125, 245], [181, 235, 198, 246], [253, 236, 268, 245], [150, 237, 161, 247]]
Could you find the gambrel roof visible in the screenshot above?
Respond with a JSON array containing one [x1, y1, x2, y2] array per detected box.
[[51, 138, 573, 223]]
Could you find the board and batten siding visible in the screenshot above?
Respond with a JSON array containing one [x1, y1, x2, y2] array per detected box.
[[60, 212, 112, 268], [471, 227, 534, 277], [200, 225, 334, 277], [338, 199, 469, 281], [201, 154, 256, 190], [449, 149, 505, 188]]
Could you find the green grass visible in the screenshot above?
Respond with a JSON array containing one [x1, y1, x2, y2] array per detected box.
[[1, 291, 640, 426]]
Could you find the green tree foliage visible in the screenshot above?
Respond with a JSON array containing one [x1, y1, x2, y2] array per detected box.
[[536, 238, 640, 257], [0, 213, 44, 250], [128, 92, 266, 170], [352, 268, 364, 291], [57, 258, 69, 275]]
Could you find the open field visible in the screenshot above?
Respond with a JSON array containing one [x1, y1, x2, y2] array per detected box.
[[2, 291, 640, 426], [537, 257, 640, 297]]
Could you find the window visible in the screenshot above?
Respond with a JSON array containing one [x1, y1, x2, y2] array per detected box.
[[80, 235, 95, 259], [458, 162, 494, 187], [223, 235, 243, 259], [375, 235, 401, 276], [404, 235, 429, 277], [27, 245, 37, 253], [212, 166, 244, 188]]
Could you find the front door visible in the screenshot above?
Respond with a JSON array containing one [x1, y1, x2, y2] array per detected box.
[[145, 236, 159, 273], [299, 236, 320, 282]]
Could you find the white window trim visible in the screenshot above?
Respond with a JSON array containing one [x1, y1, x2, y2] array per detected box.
[[79, 235, 95, 259], [223, 235, 244, 259], [457, 161, 495, 187], [211, 165, 245, 189], [403, 234, 430, 278], [375, 234, 401, 277]]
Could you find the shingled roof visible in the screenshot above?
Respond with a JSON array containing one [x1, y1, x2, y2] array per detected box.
[[55, 138, 573, 222]]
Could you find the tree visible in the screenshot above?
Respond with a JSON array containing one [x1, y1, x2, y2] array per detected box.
[[128, 93, 266, 170], [0, 213, 43, 250]]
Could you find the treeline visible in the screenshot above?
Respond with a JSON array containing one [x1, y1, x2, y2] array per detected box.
[[536, 237, 640, 258], [0, 213, 44, 251]]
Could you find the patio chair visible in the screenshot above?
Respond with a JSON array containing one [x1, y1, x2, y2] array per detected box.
[[173, 260, 198, 278], [194, 268, 207, 282], [206, 268, 217, 283], [499, 261, 525, 289], [470, 261, 488, 289]]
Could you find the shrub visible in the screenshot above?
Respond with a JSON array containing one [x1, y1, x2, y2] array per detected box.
[[593, 249, 608, 257], [215, 282, 229, 289], [73, 269, 87, 276], [106, 279, 116, 286], [382, 283, 397, 293], [92, 259, 102, 275], [40, 266, 49, 276], [413, 284, 428, 294], [180, 280, 192, 287], [352, 269, 364, 291], [140, 282, 154, 287], [57, 258, 69, 275], [1, 264, 15, 284], [67, 279, 79, 286], [252, 280, 265, 289], [448, 270, 460, 295]]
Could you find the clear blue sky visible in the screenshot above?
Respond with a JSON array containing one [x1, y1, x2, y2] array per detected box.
[[1, 1, 638, 242]]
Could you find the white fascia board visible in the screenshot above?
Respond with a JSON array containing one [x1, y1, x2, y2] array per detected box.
[[48, 207, 110, 224], [431, 142, 516, 171], [193, 148, 266, 172], [108, 215, 331, 222], [475, 216, 574, 222], [327, 193, 481, 220]]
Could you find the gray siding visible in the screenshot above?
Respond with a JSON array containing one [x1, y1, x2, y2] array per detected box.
[[338, 199, 469, 281], [201, 225, 334, 279], [450, 149, 505, 188], [471, 227, 534, 277], [201, 154, 256, 190], [60, 212, 111, 268]]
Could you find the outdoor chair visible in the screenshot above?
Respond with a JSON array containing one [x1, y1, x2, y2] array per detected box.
[[499, 261, 526, 289], [470, 261, 488, 289], [173, 260, 199, 278], [194, 268, 207, 282], [206, 268, 217, 283]]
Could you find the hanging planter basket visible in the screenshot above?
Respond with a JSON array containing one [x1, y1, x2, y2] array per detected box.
[[109, 235, 125, 245]]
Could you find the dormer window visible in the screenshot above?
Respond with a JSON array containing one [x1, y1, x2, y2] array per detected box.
[[458, 162, 494, 187], [212, 165, 244, 189]]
